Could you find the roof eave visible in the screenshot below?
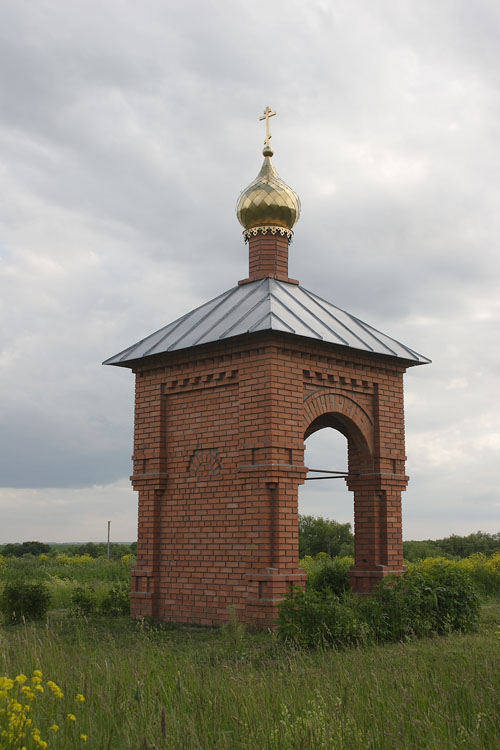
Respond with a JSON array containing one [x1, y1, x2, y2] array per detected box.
[[103, 328, 431, 369]]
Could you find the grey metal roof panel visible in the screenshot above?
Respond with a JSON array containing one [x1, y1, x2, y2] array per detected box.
[[103, 278, 431, 366]]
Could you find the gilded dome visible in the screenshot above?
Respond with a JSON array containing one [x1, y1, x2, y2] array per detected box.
[[236, 146, 301, 237]]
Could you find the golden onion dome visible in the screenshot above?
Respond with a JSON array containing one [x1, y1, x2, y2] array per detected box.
[[236, 144, 301, 240]]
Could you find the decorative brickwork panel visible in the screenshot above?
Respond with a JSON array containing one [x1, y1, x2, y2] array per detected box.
[[188, 448, 222, 478]]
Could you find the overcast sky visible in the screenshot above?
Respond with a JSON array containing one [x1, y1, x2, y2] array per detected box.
[[1, 0, 499, 543]]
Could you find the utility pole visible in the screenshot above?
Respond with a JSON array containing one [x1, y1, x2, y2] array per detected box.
[[107, 521, 111, 561]]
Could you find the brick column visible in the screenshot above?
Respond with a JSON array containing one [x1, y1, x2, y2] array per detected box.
[[130, 484, 163, 618], [238, 468, 308, 625], [347, 474, 407, 594], [238, 233, 299, 285], [130, 375, 168, 620], [236, 345, 308, 624]]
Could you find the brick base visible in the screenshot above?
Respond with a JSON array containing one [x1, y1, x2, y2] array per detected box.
[[349, 564, 408, 595]]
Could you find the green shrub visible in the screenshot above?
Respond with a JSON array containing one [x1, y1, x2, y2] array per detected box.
[[457, 552, 500, 596], [370, 570, 441, 640], [70, 585, 98, 616], [382, 559, 480, 639], [306, 555, 352, 595], [0, 554, 46, 584], [362, 563, 480, 642], [44, 575, 78, 609], [99, 582, 130, 616], [277, 587, 367, 649], [415, 560, 480, 632], [277, 562, 480, 649], [0, 581, 51, 623]]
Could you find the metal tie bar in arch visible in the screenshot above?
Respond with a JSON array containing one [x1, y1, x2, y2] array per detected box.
[[304, 469, 360, 481]]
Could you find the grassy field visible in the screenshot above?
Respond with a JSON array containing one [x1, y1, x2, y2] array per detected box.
[[1, 600, 500, 749], [0, 554, 132, 611], [2, 551, 500, 748]]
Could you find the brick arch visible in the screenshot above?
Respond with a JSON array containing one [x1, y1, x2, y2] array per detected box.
[[303, 390, 374, 460]]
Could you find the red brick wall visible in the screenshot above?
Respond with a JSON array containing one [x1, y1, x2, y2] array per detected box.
[[129, 331, 409, 625]]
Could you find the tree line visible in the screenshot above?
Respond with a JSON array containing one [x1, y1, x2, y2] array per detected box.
[[299, 516, 500, 561], [0, 540, 137, 559], [2, 523, 500, 562]]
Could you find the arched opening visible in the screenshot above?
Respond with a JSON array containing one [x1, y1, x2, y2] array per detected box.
[[299, 427, 353, 532], [304, 411, 373, 476], [298, 401, 406, 594], [298, 409, 375, 581]]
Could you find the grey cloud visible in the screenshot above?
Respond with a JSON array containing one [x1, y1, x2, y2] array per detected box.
[[1, 0, 499, 540]]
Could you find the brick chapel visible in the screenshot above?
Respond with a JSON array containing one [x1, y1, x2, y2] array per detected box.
[[105, 108, 430, 626]]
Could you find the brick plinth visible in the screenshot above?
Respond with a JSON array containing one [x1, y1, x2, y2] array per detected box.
[[238, 234, 299, 285], [127, 330, 410, 627]]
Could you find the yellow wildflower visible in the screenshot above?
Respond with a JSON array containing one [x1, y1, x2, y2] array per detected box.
[[50, 724, 59, 732], [15, 675, 27, 684], [75, 693, 86, 703], [81, 734, 88, 741], [32, 676, 42, 685], [33, 670, 42, 678], [67, 713, 76, 721], [47, 680, 64, 698], [32, 729, 43, 744]]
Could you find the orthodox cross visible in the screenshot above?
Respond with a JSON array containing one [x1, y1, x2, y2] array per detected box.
[[259, 106, 276, 148]]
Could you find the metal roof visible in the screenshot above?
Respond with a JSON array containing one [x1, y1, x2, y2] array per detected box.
[[103, 278, 431, 367]]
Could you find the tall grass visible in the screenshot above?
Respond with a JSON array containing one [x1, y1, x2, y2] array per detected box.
[[1, 602, 500, 749], [2, 551, 500, 747]]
